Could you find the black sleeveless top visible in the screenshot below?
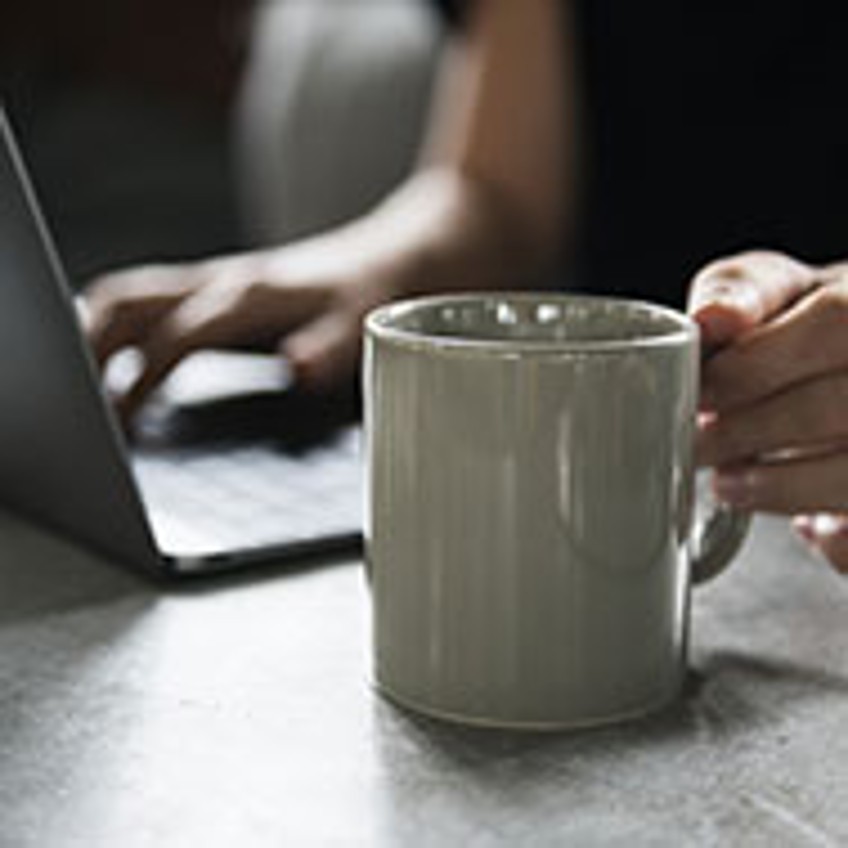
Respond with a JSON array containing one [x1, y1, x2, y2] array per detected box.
[[431, 0, 848, 306]]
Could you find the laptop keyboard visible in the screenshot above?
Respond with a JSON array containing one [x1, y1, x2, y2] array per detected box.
[[131, 427, 363, 558]]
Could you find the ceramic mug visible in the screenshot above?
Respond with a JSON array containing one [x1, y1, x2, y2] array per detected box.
[[364, 293, 748, 729]]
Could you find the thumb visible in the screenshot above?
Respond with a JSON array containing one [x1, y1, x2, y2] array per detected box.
[[282, 311, 362, 389], [687, 251, 818, 351]]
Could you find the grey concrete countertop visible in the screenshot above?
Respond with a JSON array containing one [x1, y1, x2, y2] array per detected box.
[[1, 509, 847, 847]]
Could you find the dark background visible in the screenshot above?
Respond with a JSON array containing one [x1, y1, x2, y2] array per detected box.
[[0, 0, 256, 283]]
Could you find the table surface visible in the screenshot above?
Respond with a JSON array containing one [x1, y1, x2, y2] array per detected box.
[[1, 508, 847, 848]]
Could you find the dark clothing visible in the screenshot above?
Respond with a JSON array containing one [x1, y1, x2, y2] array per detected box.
[[431, 0, 848, 306]]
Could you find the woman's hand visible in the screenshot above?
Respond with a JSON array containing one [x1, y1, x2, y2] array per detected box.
[[689, 249, 848, 573], [84, 233, 400, 419]]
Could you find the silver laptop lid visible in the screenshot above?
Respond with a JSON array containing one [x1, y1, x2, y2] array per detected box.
[[0, 107, 162, 572]]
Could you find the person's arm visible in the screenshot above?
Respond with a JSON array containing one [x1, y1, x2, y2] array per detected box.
[[689, 250, 848, 573], [409, 0, 575, 284], [85, 0, 574, 416]]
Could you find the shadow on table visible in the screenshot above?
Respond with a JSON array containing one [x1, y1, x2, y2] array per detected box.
[[0, 499, 360, 620], [368, 653, 848, 843], [0, 508, 152, 627], [685, 649, 848, 735], [370, 653, 848, 845], [372, 648, 848, 774]]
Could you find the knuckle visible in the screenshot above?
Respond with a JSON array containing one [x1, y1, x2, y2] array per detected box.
[[738, 249, 795, 270], [724, 249, 780, 275], [698, 276, 742, 302], [699, 250, 810, 291], [234, 277, 268, 305], [89, 267, 162, 309], [699, 249, 780, 278], [695, 257, 747, 288], [204, 271, 265, 307]]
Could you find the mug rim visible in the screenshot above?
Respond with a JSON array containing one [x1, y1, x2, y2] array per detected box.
[[365, 292, 697, 356]]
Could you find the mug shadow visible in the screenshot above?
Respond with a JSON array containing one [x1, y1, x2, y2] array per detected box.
[[372, 648, 848, 781], [683, 649, 848, 738]]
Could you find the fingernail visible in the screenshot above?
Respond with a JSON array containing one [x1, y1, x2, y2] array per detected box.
[[714, 468, 757, 508], [809, 514, 848, 538], [697, 410, 716, 426]]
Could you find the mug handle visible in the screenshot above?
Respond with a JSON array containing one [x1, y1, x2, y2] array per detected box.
[[690, 488, 750, 584], [691, 339, 753, 584]]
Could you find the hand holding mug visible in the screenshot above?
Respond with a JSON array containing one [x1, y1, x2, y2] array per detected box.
[[690, 250, 848, 572]]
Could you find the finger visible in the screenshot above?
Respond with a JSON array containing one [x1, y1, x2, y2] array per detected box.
[[713, 451, 848, 515], [84, 266, 198, 365], [697, 371, 848, 467], [702, 279, 848, 412], [283, 311, 362, 389], [88, 294, 183, 368], [115, 273, 310, 416], [688, 250, 818, 350], [793, 514, 848, 574], [116, 285, 255, 417], [116, 329, 193, 421]]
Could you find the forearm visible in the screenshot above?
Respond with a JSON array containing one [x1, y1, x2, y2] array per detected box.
[[336, 166, 547, 300], [321, 0, 573, 302]]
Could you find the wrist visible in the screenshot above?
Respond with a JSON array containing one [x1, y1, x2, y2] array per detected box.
[[370, 168, 552, 299]]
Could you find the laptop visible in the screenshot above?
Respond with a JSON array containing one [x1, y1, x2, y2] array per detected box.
[[0, 108, 363, 577]]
